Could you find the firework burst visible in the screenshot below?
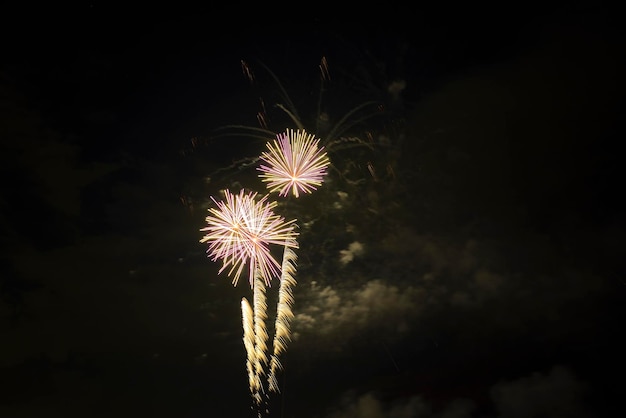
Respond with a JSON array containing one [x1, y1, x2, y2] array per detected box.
[[258, 128, 330, 198], [199, 189, 299, 287], [200, 129, 331, 414]]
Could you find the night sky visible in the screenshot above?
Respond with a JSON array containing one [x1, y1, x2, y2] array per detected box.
[[1, 5, 625, 418]]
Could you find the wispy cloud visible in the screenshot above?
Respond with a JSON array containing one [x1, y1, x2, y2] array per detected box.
[[326, 391, 475, 418], [491, 365, 590, 418], [325, 365, 590, 418], [293, 279, 427, 344]]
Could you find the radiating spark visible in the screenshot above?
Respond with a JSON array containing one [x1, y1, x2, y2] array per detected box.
[[200, 189, 299, 287], [257, 98, 268, 129], [320, 56, 331, 81], [367, 161, 378, 181], [257, 112, 268, 129], [241, 60, 254, 84], [258, 128, 330, 198]]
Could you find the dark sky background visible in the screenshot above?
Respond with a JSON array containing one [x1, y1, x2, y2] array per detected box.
[[1, 4, 625, 418]]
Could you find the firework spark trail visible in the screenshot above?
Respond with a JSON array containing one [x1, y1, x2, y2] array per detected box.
[[268, 239, 298, 393], [252, 266, 269, 404], [241, 298, 257, 395], [258, 128, 330, 198]]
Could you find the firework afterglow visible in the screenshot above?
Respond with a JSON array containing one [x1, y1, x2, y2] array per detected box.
[[258, 128, 330, 198]]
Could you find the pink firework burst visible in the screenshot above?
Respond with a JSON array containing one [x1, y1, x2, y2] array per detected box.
[[258, 128, 330, 198], [200, 189, 299, 287]]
